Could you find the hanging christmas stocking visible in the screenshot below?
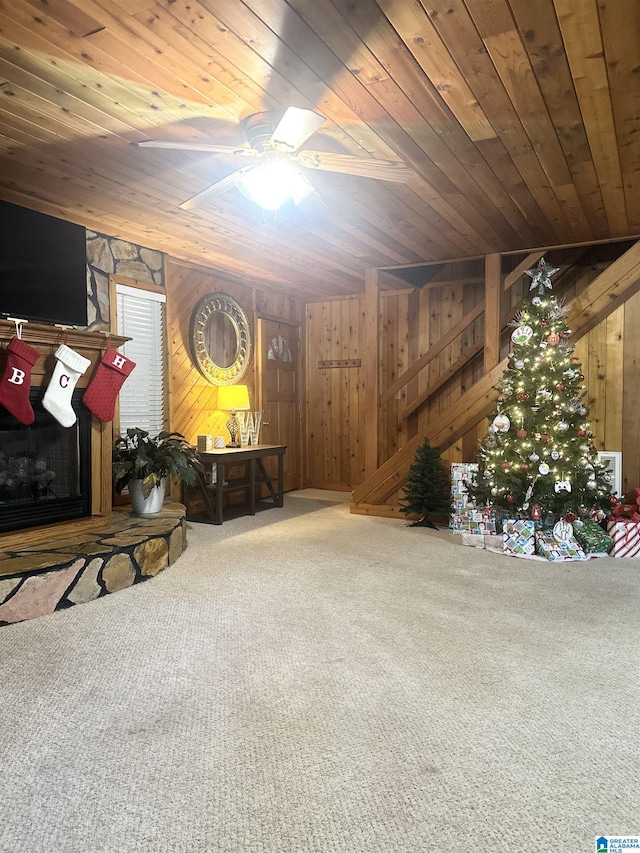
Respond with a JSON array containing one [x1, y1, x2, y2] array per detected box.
[[82, 347, 136, 423], [42, 344, 92, 428], [0, 336, 41, 425]]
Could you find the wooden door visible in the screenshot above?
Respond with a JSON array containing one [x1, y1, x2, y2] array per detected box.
[[257, 317, 301, 492]]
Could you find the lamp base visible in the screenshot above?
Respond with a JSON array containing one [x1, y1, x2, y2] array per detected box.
[[226, 441, 241, 448]]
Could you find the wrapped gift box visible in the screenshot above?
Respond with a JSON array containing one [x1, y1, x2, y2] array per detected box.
[[460, 532, 500, 549], [503, 519, 535, 556], [606, 519, 640, 558], [535, 531, 588, 562], [451, 509, 497, 535], [450, 462, 478, 512], [573, 519, 614, 554]]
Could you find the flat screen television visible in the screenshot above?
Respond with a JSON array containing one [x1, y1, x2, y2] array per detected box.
[[0, 200, 87, 326]]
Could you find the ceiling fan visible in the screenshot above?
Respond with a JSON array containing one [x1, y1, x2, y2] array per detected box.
[[138, 107, 414, 211]]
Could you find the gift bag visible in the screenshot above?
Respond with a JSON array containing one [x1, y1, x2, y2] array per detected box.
[[606, 519, 640, 558]]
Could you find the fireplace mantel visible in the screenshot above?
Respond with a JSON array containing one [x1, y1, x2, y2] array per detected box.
[[0, 320, 129, 550]]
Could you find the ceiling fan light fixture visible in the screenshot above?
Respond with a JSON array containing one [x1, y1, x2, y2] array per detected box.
[[236, 161, 314, 210]]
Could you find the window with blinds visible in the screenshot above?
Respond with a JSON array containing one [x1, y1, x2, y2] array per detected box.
[[115, 283, 166, 436]]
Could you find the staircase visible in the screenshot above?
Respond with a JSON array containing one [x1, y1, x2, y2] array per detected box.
[[351, 240, 640, 517]]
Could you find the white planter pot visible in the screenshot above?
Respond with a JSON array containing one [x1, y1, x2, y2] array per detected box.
[[129, 478, 166, 514]]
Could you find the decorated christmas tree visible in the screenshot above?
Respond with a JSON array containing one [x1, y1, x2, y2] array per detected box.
[[401, 437, 451, 528], [466, 258, 615, 522]]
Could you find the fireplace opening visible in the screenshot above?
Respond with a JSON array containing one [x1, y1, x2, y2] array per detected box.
[[0, 389, 91, 535]]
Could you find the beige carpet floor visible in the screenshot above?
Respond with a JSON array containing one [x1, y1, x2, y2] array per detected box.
[[0, 489, 638, 853]]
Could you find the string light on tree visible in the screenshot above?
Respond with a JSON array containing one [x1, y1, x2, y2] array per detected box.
[[466, 257, 614, 520]]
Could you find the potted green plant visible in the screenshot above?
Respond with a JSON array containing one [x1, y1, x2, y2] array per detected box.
[[112, 428, 204, 514]]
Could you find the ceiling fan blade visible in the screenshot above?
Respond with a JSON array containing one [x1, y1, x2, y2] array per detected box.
[[297, 150, 414, 183], [138, 140, 258, 159], [179, 167, 252, 210], [270, 107, 325, 152]]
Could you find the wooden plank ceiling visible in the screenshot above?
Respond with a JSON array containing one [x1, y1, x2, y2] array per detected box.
[[0, 0, 638, 300]]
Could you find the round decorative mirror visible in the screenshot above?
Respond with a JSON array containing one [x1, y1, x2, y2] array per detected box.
[[190, 292, 251, 385]]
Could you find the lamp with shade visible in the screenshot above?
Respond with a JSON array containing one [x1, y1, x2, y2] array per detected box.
[[217, 385, 250, 447]]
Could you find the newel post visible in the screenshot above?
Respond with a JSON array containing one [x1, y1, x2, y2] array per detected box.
[[363, 268, 380, 477]]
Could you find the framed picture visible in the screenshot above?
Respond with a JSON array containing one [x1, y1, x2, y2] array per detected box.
[[596, 451, 622, 497]]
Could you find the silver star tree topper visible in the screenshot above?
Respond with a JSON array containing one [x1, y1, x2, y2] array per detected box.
[[525, 257, 559, 293]]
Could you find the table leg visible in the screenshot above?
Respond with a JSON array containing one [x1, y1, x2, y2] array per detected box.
[[277, 452, 284, 507], [249, 458, 256, 515], [215, 461, 224, 524]]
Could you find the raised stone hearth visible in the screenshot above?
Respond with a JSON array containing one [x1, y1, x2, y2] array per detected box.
[[0, 502, 187, 626]]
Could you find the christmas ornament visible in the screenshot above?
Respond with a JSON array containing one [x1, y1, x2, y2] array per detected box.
[[564, 369, 576, 379], [532, 296, 542, 306], [555, 383, 564, 391], [539, 341, 548, 349], [506, 493, 515, 503], [491, 487, 498, 496], [514, 359, 525, 369], [493, 413, 511, 433], [501, 461, 510, 470], [539, 463, 550, 475], [565, 512, 576, 523], [557, 421, 569, 432], [554, 480, 572, 493], [547, 333, 560, 346], [531, 504, 542, 520], [518, 392, 529, 402], [553, 520, 573, 541], [551, 450, 560, 460], [42, 345, 91, 428], [487, 424, 497, 434], [530, 405, 540, 413], [511, 325, 533, 345], [516, 428, 527, 439], [540, 433, 550, 442], [0, 336, 41, 426], [539, 358, 548, 366], [520, 462, 529, 471], [578, 374, 584, 381], [577, 428, 586, 436], [529, 453, 540, 462], [586, 480, 597, 489], [537, 389, 552, 402], [83, 348, 136, 423], [525, 257, 559, 292]]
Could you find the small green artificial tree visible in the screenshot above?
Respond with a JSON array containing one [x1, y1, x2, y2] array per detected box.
[[400, 437, 452, 528], [466, 258, 614, 522]]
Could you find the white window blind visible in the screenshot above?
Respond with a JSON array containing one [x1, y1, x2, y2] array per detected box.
[[116, 284, 166, 435]]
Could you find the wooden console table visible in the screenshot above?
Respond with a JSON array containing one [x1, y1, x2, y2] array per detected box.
[[183, 444, 286, 525]]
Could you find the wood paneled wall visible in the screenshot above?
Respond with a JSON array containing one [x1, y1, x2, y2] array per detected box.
[[305, 251, 640, 500], [166, 260, 304, 447]]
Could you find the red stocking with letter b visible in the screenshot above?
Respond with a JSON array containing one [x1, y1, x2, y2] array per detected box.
[[0, 336, 41, 425]]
